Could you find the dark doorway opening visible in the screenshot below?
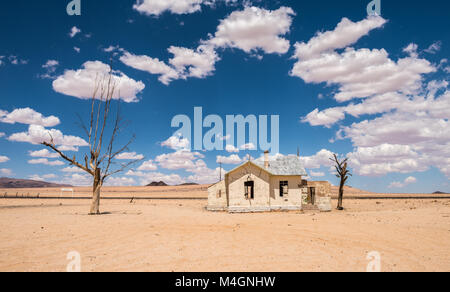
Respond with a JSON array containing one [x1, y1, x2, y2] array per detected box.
[[309, 187, 316, 205], [280, 181, 289, 197], [245, 181, 254, 199]]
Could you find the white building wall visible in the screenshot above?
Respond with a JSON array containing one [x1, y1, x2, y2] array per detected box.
[[269, 175, 303, 210], [207, 180, 227, 211], [226, 163, 271, 211]]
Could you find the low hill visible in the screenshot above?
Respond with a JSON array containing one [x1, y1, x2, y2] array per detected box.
[[146, 181, 168, 187], [433, 191, 449, 194], [0, 177, 72, 189], [178, 183, 199, 186]]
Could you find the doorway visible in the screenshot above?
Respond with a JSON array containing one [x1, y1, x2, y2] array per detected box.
[[309, 187, 316, 205], [245, 181, 254, 200]]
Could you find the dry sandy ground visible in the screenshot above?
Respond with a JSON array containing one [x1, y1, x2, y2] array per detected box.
[[0, 197, 449, 272], [0, 185, 446, 199], [0, 185, 209, 199]]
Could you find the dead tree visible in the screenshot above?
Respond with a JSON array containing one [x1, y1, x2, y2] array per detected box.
[[330, 154, 352, 210], [42, 67, 142, 215]]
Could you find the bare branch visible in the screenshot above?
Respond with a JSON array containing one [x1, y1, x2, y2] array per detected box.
[[102, 158, 142, 183], [41, 141, 93, 176]]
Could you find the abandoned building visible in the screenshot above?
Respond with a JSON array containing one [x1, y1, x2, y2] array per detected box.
[[207, 151, 331, 213]]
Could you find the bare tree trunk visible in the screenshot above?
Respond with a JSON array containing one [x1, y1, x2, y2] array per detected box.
[[337, 180, 344, 210], [90, 168, 102, 215]]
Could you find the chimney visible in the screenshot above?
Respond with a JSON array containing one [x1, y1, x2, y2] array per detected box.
[[264, 150, 269, 169]]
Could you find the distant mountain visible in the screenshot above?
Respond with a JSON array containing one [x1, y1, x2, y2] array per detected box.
[[146, 181, 168, 187], [433, 191, 449, 194], [0, 177, 72, 189], [178, 183, 199, 186]]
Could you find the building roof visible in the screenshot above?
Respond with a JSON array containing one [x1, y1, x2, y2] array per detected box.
[[252, 155, 308, 176]]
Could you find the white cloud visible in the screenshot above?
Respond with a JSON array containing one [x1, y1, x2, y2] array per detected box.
[[74, 47, 81, 53], [342, 108, 450, 177], [104, 176, 136, 186], [28, 175, 45, 181], [341, 111, 450, 148], [155, 150, 204, 170], [122, 44, 220, 85], [240, 143, 256, 150], [43, 60, 58, 68], [8, 55, 28, 65], [216, 154, 242, 165], [347, 144, 426, 176], [116, 152, 144, 160], [29, 149, 60, 158], [186, 160, 225, 184], [104, 45, 121, 53], [424, 41, 441, 54], [124, 6, 293, 84], [168, 44, 219, 79], [0, 108, 60, 127], [293, 16, 386, 60], [62, 166, 85, 173], [52, 61, 145, 103], [161, 135, 190, 150], [0, 169, 12, 176], [291, 16, 435, 103], [29, 174, 57, 181], [319, 86, 450, 177], [133, 0, 204, 16], [216, 134, 230, 141], [304, 82, 450, 127], [0, 132, 5, 138], [58, 145, 79, 152], [294, 16, 450, 179], [225, 144, 239, 153], [137, 160, 158, 171], [120, 51, 179, 85], [63, 173, 92, 186], [310, 171, 325, 177], [69, 26, 81, 38], [0, 155, 9, 163], [403, 43, 418, 58], [302, 107, 346, 128], [389, 176, 417, 188], [208, 6, 295, 54], [44, 174, 57, 179], [40, 60, 60, 79], [28, 158, 65, 166], [126, 170, 186, 186], [8, 125, 88, 147], [138, 147, 224, 184], [300, 149, 335, 169], [43, 60, 59, 70]]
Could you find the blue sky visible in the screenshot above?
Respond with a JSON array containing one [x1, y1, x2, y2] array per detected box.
[[0, 0, 449, 192]]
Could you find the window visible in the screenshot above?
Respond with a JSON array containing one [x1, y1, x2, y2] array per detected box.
[[216, 189, 222, 198], [244, 181, 254, 199], [280, 181, 289, 197]]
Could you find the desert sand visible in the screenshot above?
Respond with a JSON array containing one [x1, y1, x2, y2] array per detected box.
[[0, 186, 449, 272]]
